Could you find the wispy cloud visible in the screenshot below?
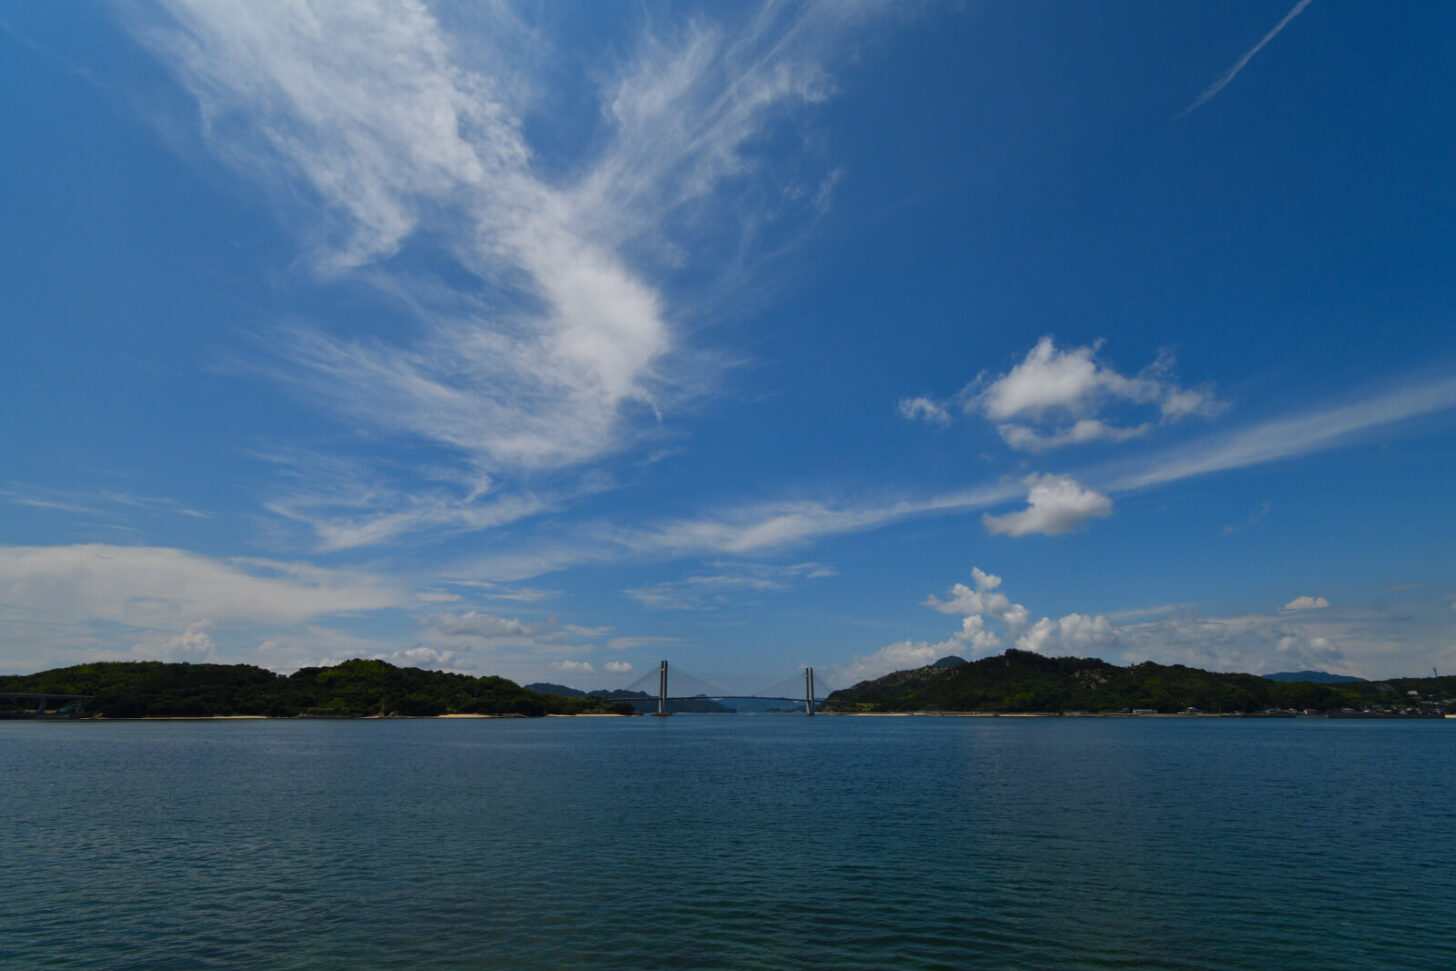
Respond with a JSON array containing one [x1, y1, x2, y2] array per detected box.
[[133, 0, 886, 551], [1108, 371, 1456, 492], [458, 367, 1456, 580], [2, 484, 211, 521], [1180, 0, 1317, 116], [626, 561, 834, 610], [464, 481, 1022, 580]]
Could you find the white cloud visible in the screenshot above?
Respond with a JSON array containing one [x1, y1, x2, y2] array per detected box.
[[844, 566, 1123, 682], [833, 639, 957, 687], [924, 567, 1030, 628], [1055, 612, 1117, 652], [458, 370, 1456, 583], [956, 614, 1003, 653], [136, 621, 217, 662], [1109, 372, 1456, 492], [996, 418, 1151, 453], [427, 610, 595, 648], [469, 482, 1023, 579], [626, 561, 834, 610], [254, 624, 432, 674], [900, 337, 1217, 451], [1283, 595, 1330, 611], [1112, 611, 1349, 675], [606, 636, 681, 651], [602, 661, 634, 674], [1014, 617, 1058, 654], [390, 646, 467, 670], [982, 474, 1112, 537], [1181, 0, 1317, 116], [982, 337, 1214, 435], [131, 0, 892, 551], [981, 337, 1121, 421], [898, 396, 950, 425], [552, 660, 595, 675], [0, 544, 400, 631]]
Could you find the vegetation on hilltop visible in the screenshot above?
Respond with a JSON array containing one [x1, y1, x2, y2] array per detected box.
[[0, 660, 636, 718], [823, 650, 1456, 714]]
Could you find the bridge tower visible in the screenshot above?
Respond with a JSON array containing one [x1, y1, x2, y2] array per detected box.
[[804, 667, 815, 716], [652, 660, 672, 717]]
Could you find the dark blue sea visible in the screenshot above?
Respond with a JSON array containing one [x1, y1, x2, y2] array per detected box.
[[3, 715, 1453, 968]]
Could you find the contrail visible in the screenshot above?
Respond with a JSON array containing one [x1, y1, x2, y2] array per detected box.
[[1180, 0, 1317, 116]]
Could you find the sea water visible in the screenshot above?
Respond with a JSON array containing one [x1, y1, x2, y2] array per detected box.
[[3, 716, 1452, 968]]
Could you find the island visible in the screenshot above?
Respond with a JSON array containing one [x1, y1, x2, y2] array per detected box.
[[821, 650, 1455, 716], [0, 659, 636, 718]]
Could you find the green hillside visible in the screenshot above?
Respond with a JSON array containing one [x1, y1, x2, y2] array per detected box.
[[823, 650, 1456, 714], [0, 659, 636, 717]]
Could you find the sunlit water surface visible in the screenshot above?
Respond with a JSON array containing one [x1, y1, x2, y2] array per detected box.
[[3, 716, 1453, 968]]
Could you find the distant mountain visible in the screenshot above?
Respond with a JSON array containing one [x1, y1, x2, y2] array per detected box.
[[1264, 671, 1365, 684], [931, 655, 968, 668], [524, 682, 587, 697]]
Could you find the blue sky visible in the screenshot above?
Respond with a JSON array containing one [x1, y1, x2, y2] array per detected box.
[[3, 0, 1454, 688]]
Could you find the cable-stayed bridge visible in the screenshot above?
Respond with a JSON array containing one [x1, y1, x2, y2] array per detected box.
[[619, 661, 833, 716]]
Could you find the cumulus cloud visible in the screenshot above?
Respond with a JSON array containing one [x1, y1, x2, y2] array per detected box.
[[1054, 613, 1117, 651], [923, 567, 1030, 629], [552, 660, 595, 675], [839, 566, 1125, 683], [982, 474, 1112, 537], [900, 337, 1218, 452], [1283, 596, 1330, 611], [602, 661, 634, 674]]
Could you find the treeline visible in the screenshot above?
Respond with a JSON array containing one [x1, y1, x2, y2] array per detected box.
[[823, 650, 1456, 714], [0, 659, 637, 718], [525, 683, 732, 714]]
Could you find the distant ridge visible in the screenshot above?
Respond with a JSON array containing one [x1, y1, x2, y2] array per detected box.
[[931, 655, 968, 668], [524, 682, 587, 697], [528, 682, 735, 713], [1264, 671, 1365, 684]]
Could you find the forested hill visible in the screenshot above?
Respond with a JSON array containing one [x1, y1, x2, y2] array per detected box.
[[0, 660, 636, 718], [822, 650, 1456, 714]]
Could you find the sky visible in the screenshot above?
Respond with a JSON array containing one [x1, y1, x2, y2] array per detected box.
[[3, 0, 1454, 690]]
